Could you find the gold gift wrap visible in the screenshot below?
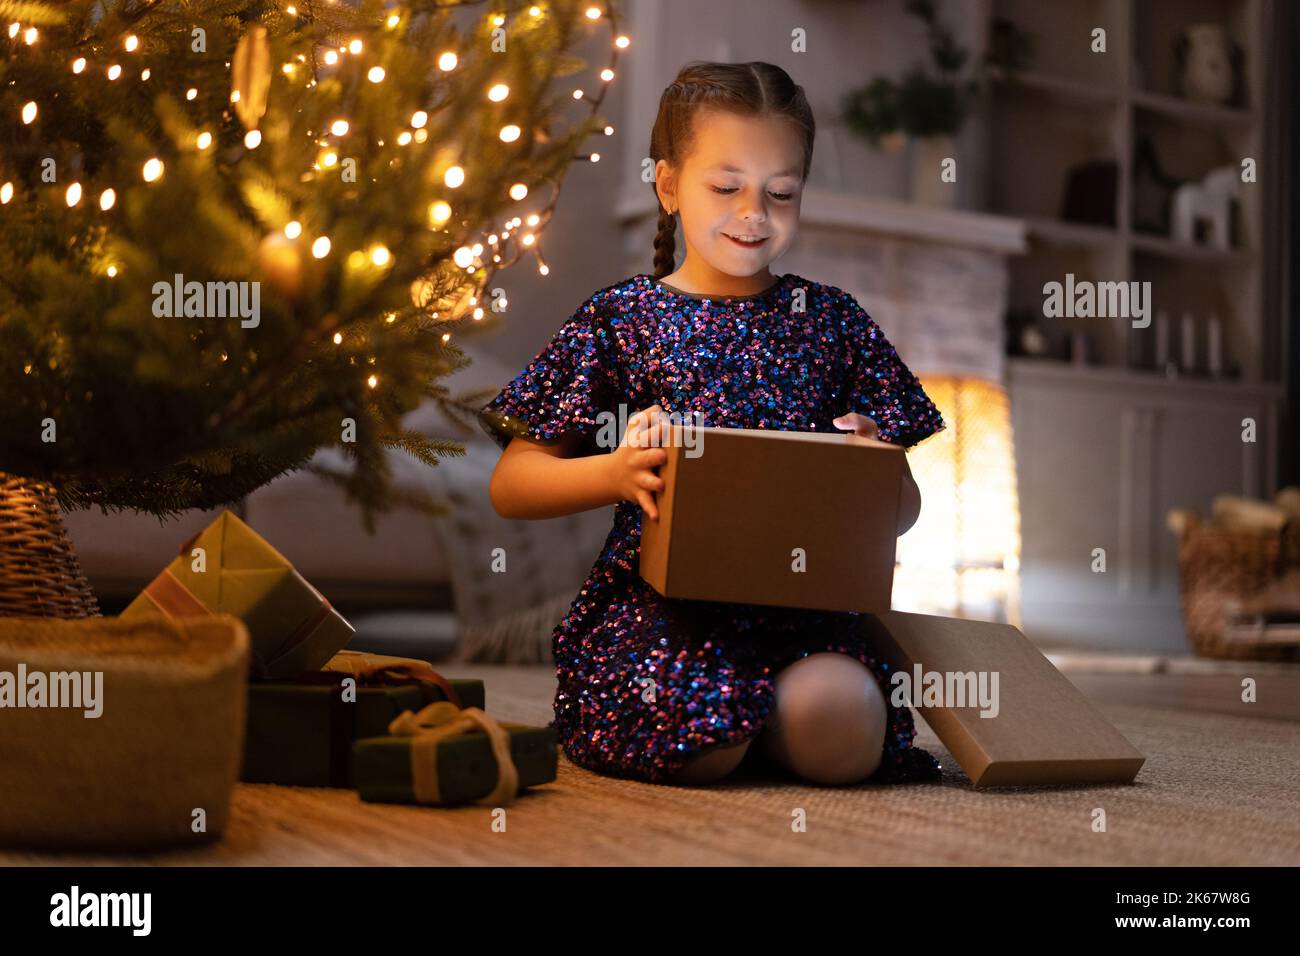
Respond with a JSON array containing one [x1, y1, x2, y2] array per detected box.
[[121, 510, 354, 678], [0, 614, 249, 849]]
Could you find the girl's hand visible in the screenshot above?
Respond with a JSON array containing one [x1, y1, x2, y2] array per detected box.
[[606, 404, 670, 521], [833, 412, 880, 440]]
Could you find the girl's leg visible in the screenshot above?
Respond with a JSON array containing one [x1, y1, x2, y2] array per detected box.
[[670, 739, 753, 785], [760, 652, 887, 785]]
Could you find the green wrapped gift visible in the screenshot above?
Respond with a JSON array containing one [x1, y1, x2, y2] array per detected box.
[[120, 510, 354, 679], [353, 701, 557, 806], [242, 655, 486, 788]]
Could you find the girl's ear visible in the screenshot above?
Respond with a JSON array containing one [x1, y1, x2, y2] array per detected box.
[[654, 159, 677, 214]]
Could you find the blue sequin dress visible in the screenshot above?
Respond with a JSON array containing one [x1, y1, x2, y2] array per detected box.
[[477, 273, 948, 785]]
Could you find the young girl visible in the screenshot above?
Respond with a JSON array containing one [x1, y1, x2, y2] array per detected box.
[[479, 61, 947, 788]]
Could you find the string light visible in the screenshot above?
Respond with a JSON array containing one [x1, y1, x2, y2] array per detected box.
[[616, 35, 630, 48], [585, 6, 601, 19], [312, 236, 331, 258], [186, 87, 197, 100], [324, 50, 339, 65], [330, 119, 349, 136], [538, 263, 550, 276], [367, 374, 378, 388], [509, 183, 528, 200], [65, 183, 82, 207], [284, 220, 302, 238], [72, 57, 86, 74], [333, 332, 343, 345], [99, 188, 115, 210], [604, 125, 614, 135], [20, 101, 37, 124], [125, 34, 139, 52], [589, 152, 601, 162], [7, 23, 17, 40], [444, 165, 465, 188], [526, 213, 540, 226], [106, 265, 118, 277], [572, 89, 583, 99], [428, 200, 452, 225], [244, 129, 262, 149], [499, 124, 520, 142], [367, 66, 385, 83], [492, 15, 505, 26], [453, 246, 473, 268], [141, 68, 151, 81], [107, 64, 122, 80], [0, 183, 12, 204], [196, 131, 213, 149], [349, 39, 363, 54], [371, 245, 391, 266], [530, 5, 542, 16], [488, 83, 509, 101], [23, 26, 36, 44], [387, 13, 400, 27], [600, 68, 614, 81], [521, 233, 535, 246], [437, 51, 457, 71], [410, 110, 428, 129], [142, 158, 164, 182]]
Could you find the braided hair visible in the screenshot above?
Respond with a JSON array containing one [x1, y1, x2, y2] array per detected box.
[[649, 62, 815, 279]]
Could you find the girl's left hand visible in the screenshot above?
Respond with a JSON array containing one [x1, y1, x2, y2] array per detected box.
[[833, 412, 880, 440]]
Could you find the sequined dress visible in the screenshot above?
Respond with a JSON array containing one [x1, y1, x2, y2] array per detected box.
[[477, 273, 948, 785]]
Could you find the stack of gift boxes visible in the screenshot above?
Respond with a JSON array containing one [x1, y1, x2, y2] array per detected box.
[[121, 510, 557, 806]]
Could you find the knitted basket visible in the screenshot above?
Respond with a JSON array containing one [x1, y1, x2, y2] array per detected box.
[[1174, 513, 1300, 661], [0, 472, 100, 619], [0, 614, 249, 849]]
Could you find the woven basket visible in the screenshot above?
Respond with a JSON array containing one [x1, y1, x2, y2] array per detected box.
[[1174, 514, 1300, 662], [0, 472, 100, 619]]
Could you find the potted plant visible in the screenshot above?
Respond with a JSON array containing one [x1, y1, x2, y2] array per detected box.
[[841, 0, 1031, 206]]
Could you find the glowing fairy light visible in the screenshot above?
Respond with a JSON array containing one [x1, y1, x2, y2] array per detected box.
[[499, 124, 520, 142], [231, 90, 240, 103], [429, 200, 452, 225], [414, 129, 428, 143], [1, 183, 13, 204], [311, 236, 331, 258], [605, 125, 614, 135], [492, 15, 504, 26], [330, 119, 349, 136], [387, 13, 400, 27], [572, 89, 583, 99], [107, 64, 122, 80], [141, 68, 151, 80], [538, 263, 550, 276], [410, 110, 428, 128], [370, 245, 391, 266], [530, 5, 542, 16], [367, 374, 378, 388], [142, 158, 164, 181], [244, 129, 262, 149], [106, 265, 118, 277], [488, 83, 509, 102], [522, 233, 535, 246], [333, 332, 343, 344], [444, 165, 465, 188], [20, 101, 36, 124], [125, 34, 139, 52], [589, 152, 601, 162], [438, 51, 457, 71], [65, 183, 82, 207], [324, 50, 339, 65], [186, 87, 197, 100], [6, 23, 17, 39], [616, 35, 630, 48], [349, 39, 363, 54], [321, 151, 338, 167], [600, 68, 614, 81], [471, 243, 483, 256], [23, 26, 36, 44], [509, 183, 528, 200], [72, 57, 86, 73], [282, 63, 295, 75], [99, 188, 115, 210], [586, 6, 601, 20], [284, 220, 302, 239], [473, 307, 484, 320], [397, 131, 412, 146], [453, 246, 474, 268], [367, 66, 385, 83], [526, 213, 540, 226], [196, 131, 213, 149]]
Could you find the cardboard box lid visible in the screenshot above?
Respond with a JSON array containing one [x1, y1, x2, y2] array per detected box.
[[639, 425, 903, 614], [864, 610, 1147, 787]]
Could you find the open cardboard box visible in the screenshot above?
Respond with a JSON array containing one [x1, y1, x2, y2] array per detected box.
[[639, 424, 904, 614], [637, 423, 1146, 787]]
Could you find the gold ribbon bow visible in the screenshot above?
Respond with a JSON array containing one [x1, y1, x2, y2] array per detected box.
[[387, 701, 519, 806]]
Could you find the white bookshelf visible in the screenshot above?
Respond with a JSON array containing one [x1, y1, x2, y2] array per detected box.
[[986, 0, 1274, 383]]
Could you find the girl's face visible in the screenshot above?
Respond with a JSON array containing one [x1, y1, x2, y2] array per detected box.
[[656, 109, 806, 284]]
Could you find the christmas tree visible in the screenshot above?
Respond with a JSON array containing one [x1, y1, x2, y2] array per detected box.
[[0, 0, 626, 529]]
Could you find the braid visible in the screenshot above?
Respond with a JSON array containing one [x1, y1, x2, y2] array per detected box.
[[652, 206, 676, 278]]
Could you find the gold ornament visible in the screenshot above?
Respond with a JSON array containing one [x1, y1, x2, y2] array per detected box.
[[258, 233, 303, 299], [231, 25, 271, 131]]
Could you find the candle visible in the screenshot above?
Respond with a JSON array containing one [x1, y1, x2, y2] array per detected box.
[[1208, 314, 1223, 377], [1181, 312, 1196, 372]]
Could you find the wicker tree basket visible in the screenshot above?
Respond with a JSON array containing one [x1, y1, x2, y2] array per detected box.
[[0, 472, 101, 619], [1173, 512, 1300, 662]]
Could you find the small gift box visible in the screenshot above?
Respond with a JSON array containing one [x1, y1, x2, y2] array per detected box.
[[0, 614, 249, 849], [120, 510, 355, 679], [353, 701, 557, 806], [242, 651, 485, 787]]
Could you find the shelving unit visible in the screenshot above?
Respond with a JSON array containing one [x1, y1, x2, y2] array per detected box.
[[986, 0, 1273, 382]]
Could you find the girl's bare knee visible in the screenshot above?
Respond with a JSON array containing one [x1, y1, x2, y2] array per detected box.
[[762, 652, 888, 785], [671, 739, 752, 786]]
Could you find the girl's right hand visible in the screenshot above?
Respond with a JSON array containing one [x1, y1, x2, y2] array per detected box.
[[606, 404, 670, 520]]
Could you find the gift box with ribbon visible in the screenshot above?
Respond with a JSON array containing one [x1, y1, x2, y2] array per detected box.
[[352, 701, 557, 806], [120, 510, 355, 679], [242, 650, 486, 788]]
